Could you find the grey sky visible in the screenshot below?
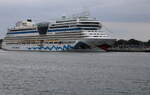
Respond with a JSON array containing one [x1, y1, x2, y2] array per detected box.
[[0, 0, 150, 41]]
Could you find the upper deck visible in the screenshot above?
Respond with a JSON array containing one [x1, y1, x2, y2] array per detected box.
[[5, 15, 111, 40], [50, 16, 102, 29], [8, 15, 102, 32]]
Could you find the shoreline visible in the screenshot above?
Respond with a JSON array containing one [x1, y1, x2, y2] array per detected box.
[[108, 47, 150, 52]]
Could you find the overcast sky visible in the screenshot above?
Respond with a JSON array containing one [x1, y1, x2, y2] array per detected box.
[[0, 0, 150, 41]]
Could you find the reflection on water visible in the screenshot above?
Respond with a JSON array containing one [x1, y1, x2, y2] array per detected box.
[[0, 50, 150, 95]]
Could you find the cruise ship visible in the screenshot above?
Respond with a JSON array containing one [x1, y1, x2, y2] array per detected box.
[[2, 15, 116, 51]]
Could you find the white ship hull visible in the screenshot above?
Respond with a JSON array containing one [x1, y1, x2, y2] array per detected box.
[[2, 38, 115, 52]]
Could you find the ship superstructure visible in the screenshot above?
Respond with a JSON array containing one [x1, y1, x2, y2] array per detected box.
[[2, 15, 116, 51]]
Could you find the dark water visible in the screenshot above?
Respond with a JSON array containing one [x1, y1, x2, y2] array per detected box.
[[0, 50, 150, 95]]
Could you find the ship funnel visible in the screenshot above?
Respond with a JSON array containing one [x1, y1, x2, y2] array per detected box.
[[27, 19, 32, 22]]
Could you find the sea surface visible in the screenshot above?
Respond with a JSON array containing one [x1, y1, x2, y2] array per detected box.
[[0, 50, 150, 95]]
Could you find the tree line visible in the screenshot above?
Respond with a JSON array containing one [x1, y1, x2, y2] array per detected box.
[[114, 39, 150, 48]]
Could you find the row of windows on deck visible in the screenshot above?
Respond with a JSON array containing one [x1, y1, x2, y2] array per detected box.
[[10, 28, 36, 32], [50, 25, 101, 29], [52, 22, 100, 26], [6, 41, 75, 45]]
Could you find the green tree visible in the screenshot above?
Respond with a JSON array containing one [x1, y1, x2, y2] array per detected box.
[[127, 39, 142, 45], [116, 39, 128, 45], [0, 39, 2, 44], [146, 40, 150, 46]]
